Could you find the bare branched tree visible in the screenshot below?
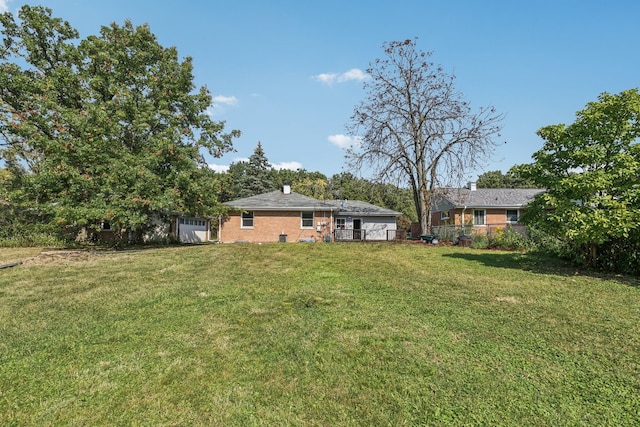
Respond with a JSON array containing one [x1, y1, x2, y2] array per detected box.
[[346, 39, 503, 234]]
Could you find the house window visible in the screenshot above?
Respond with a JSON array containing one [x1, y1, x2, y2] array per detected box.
[[101, 220, 111, 230], [335, 218, 346, 229], [506, 209, 519, 223], [301, 211, 314, 228], [241, 211, 254, 228], [440, 210, 450, 220], [473, 209, 486, 226]]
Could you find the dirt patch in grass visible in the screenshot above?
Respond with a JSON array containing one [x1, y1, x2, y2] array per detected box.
[[21, 250, 93, 266], [495, 296, 519, 303]]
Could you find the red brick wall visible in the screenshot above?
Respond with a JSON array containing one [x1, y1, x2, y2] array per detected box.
[[431, 208, 523, 235], [220, 210, 332, 243]]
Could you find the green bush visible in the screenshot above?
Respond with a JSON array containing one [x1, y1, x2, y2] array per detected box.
[[525, 227, 569, 256], [489, 228, 531, 251], [0, 232, 67, 248], [575, 234, 640, 275], [520, 228, 640, 275], [470, 234, 489, 249]]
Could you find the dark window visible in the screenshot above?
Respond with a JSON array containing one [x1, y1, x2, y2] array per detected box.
[[242, 211, 254, 228], [301, 211, 314, 228], [506, 209, 519, 223]]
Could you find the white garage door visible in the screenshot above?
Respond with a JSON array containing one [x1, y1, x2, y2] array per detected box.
[[179, 218, 209, 243]]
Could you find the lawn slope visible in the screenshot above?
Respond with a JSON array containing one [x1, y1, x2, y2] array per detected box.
[[1, 244, 638, 425]]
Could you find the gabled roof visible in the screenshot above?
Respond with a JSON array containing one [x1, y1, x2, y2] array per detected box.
[[435, 188, 545, 209], [322, 199, 403, 217], [225, 190, 322, 210], [225, 190, 403, 217]]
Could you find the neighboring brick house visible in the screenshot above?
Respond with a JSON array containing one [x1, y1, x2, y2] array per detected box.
[[219, 185, 403, 243], [430, 182, 545, 237]]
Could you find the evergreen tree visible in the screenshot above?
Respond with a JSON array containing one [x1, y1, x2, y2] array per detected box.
[[228, 142, 277, 198]]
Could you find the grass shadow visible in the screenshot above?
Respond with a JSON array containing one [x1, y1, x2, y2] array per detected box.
[[442, 250, 640, 288]]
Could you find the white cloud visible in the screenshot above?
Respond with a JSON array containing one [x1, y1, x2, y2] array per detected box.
[[0, 0, 10, 13], [208, 164, 229, 173], [313, 68, 369, 86], [207, 156, 249, 173], [208, 95, 239, 116], [208, 158, 302, 173], [338, 68, 369, 83], [314, 73, 339, 85], [272, 161, 303, 171], [328, 134, 361, 150], [213, 95, 238, 106]]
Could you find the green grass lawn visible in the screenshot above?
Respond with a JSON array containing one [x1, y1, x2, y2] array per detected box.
[[1, 243, 639, 426], [0, 247, 44, 265]]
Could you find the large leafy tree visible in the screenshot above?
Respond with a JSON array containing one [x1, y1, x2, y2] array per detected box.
[[346, 38, 503, 234], [291, 175, 328, 199], [476, 166, 536, 188], [0, 6, 238, 242], [273, 168, 329, 199], [327, 172, 369, 201], [518, 89, 640, 273], [0, 167, 15, 237]]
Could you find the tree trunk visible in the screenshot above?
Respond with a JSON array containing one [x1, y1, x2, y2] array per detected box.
[[419, 187, 431, 235], [587, 243, 598, 267]]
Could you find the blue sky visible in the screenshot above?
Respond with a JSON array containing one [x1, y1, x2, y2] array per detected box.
[[2, 0, 638, 181]]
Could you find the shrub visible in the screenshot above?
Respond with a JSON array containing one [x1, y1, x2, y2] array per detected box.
[[525, 227, 569, 256], [470, 234, 489, 249], [489, 227, 531, 251], [574, 234, 640, 275], [0, 232, 67, 248]]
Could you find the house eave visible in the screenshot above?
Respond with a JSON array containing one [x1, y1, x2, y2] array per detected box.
[[224, 205, 335, 211], [335, 211, 402, 217], [450, 204, 530, 209]]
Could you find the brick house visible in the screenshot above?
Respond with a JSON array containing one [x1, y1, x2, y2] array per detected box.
[[219, 185, 403, 243], [430, 182, 545, 238]]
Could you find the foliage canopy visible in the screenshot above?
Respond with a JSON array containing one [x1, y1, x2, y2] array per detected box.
[[0, 6, 239, 243], [518, 89, 640, 273], [476, 167, 536, 189]]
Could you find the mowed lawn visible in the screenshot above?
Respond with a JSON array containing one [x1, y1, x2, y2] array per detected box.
[[1, 243, 639, 426]]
